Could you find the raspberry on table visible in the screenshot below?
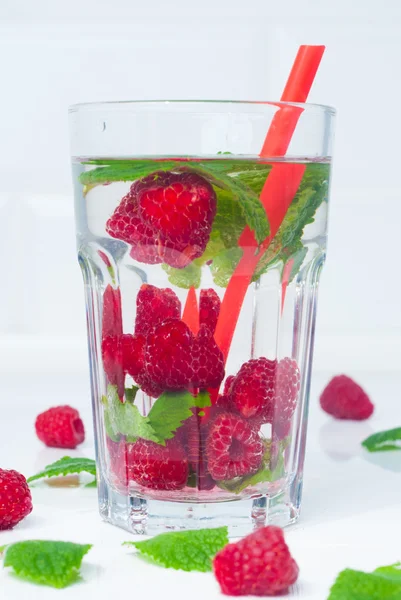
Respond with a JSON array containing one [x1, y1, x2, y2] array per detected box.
[[35, 406, 85, 449], [128, 438, 189, 491], [213, 525, 299, 596], [134, 284, 181, 337], [107, 171, 217, 269], [199, 289, 220, 334], [320, 375, 374, 420], [206, 413, 263, 480], [0, 469, 32, 530], [230, 357, 277, 420]]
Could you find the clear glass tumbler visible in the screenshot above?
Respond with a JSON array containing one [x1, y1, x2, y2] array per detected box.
[[69, 101, 335, 536]]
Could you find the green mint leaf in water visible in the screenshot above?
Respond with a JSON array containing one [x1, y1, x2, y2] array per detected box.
[[147, 390, 211, 445], [123, 526, 228, 572], [79, 160, 178, 187], [212, 188, 247, 249], [2, 540, 92, 588], [362, 428, 401, 453], [27, 457, 96, 484], [328, 567, 401, 599], [217, 467, 272, 494], [162, 262, 201, 289], [209, 247, 243, 288], [103, 385, 159, 444]]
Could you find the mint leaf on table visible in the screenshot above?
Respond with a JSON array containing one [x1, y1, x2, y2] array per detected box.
[[103, 385, 159, 444], [2, 540, 92, 588], [362, 428, 401, 452], [147, 390, 211, 445], [123, 526, 228, 572], [328, 567, 401, 599], [27, 457, 96, 485], [162, 262, 201, 289]]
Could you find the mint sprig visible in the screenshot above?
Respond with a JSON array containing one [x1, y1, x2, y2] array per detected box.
[[362, 428, 401, 453], [104, 385, 211, 446], [162, 263, 201, 289], [2, 540, 92, 588], [328, 564, 401, 599], [27, 457, 96, 485], [123, 526, 228, 572]]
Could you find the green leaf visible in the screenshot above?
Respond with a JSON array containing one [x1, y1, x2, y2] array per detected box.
[[125, 385, 140, 404], [162, 262, 201, 289], [217, 467, 272, 494], [328, 568, 401, 599], [123, 526, 228, 572], [209, 247, 243, 288], [3, 540, 92, 588], [104, 385, 159, 444], [147, 391, 211, 445], [27, 457, 96, 484], [362, 428, 401, 453], [375, 563, 401, 581], [212, 188, 247, 249], [79, 160, 178, 186]]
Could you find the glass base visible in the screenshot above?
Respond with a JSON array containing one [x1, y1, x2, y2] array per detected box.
[[98, 476, 302, 537]]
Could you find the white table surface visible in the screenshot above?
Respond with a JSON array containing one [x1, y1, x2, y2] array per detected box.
[[0, 369, 400, 599]]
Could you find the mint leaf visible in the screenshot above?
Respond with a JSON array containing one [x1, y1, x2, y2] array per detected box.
[[3, 540, 92, 588], [210, 247, 243, 288], [362, 428, 401, 453], [79, 160, 178, 186], [212, 188, 247, 249], [217, 467, 272, 494], [104, 384, 159, 444], [328, 568, 401, 599], [162, 262, 201, 289], [147, 391, 211, 445], [375, 563, 401, 581], [27, 457, 96, 484], [125, 385, 139, 404], [123, 526, 228, 572]]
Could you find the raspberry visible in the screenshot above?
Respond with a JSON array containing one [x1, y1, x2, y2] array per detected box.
[[129, 438, 189, 491], [231, 358, 277, 420], [101, 285, 124, 398], [107, 171, 217, 268], [145, 319, 194, 390], [213, 525, 299, 596], [223, 375, 236, 396], [122, 333, 163, 398], [199, 289, 220, 334], [273, 357, 300, 433], [108, 192, 162, 265], [0, 469, 33, 530], [206, 413, 263, 480], [35, 406, 85, 449], [320, 375, 374, 420], [144, 319, 225, 391], [134, 284, 181, 336], [178, 415, 216, 491], [191, 324, 225, 389]]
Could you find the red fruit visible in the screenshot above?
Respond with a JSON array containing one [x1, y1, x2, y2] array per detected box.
[[223, 375, 236, 396], [122, 333, 163, 398], [107, 192, 162, 265], [0, 469, 33, 530], [272, 418, 292, 441], [206, 413, 263, 480], [231, 358, 277, 420], [274, 358, 300, 423], [35, 406, 85, 449], [101, 285, 124, 398], [107, 172, 217, 268], [145, 319, 194, 390], [192, 324, 225, 389], [129, 438, 189, 491], [135, 284, 181, 336], [213, 525, 299, 596], [199, 289, 220, 334], [320, 375, 374, 420]]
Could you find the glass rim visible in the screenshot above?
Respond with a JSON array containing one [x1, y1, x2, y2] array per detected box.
[[68, 99, 336, 116]]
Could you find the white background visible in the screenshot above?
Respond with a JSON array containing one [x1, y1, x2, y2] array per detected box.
[[1, 0, 400, 376], [0, 3, 401, 598]]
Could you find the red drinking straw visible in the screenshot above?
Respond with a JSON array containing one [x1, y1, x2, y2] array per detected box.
[[213, 45, 325, 362], [182, 45, 325, 360]]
